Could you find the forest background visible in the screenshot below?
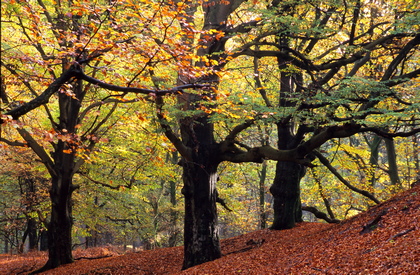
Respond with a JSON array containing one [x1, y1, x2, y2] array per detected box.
[[1, 0, 419, 272]]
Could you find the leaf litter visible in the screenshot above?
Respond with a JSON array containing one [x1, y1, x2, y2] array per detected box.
[[1, 184, 419, 274]]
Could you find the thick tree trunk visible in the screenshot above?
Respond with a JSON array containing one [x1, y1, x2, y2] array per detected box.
[[180, 115, 221, 269], [269, 55, 305, 229], [174, 0, 247, 268], [36, 79, 82, 273], [37, 174, 74, 272], [181, 159, 221, 269], [270, 160, 304, 229]]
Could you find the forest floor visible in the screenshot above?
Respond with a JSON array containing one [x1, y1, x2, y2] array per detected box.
[[1, 184, 419, 275]]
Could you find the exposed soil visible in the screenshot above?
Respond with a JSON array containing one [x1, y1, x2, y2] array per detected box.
[[1, 184, 419, 274]]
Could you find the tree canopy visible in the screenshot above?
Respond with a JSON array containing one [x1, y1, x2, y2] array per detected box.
[[1, 0, 419, 272]]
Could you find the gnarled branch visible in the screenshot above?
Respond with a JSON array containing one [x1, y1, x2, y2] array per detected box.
[[155, 95, 192, 161], [302, 206, 340, 223], [314, 150, 380, 204]]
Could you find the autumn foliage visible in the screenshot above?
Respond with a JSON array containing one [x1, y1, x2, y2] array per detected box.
[[2, 184, 419, 274], [1, 0, 419, 272]]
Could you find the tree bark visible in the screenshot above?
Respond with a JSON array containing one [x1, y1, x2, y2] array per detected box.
[[384, 137, 401, 186], [180, 114, 221, 269], [258, 161, 268, 229], [270, 160, 305, 229], [39, 230, 48, 251], [43, 174, 74, 269], [181, 158, 221, 269], [22, 217, 38, 251], [368, 134, 381, 187], [34, 158, 76, 272], [20, 176, 38, 251], [168, 152, 179, 247]]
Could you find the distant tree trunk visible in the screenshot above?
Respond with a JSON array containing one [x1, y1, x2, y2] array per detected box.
[[368, 134, 382, 187], [39, 230, 48, 251], [413, 135, 420, 172], [313, 175, 337, 221], [85, 225, 97, 248], [258, 161, 268, 229], [168, 152, 179, 247], [4, 239, 9, 254], [168, 179, 179, 247], [20, 176, 38, 251], [27, 218, 38, 250], [384, 138, 401, 187]]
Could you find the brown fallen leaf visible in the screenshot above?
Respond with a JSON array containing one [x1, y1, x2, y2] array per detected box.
[[2, 185, 419, 275]]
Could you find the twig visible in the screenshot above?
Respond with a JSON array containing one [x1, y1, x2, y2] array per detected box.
[[360, 210, 387, 234], [74, 255, 114, 260], [223, 239, 265, 256], [387, 227, 415, 242]]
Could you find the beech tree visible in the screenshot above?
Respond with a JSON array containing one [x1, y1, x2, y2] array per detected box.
[[0, 0, 197, 271], [1, 1, 120, 270], [1, 0, 419, 272], [222, 0, 420, 229]]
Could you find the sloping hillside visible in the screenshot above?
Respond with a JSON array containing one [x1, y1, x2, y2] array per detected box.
[[2, 184, 419, 274]]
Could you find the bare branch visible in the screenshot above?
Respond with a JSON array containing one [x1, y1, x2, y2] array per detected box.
[[1, 61, 39, 97], [15, 127, 56, 178], [0, 137, 27, 146], [1, 61, 57, 127], [253, 51, 272, 107], [225, 119, 255, 141], [314, 151, 380, 204], [79, 171, 128, 190], [76, 69, 209, 95], [1, 63, 209, 123], [221, 123, 363, 165], [1, 64, 78, 122], [155, 95, 192, 160], [382, 33, 420, 81], [357, 127, 420, 139], [384, 68, 420, 87], [302, 206, 340, 223], [78, 98, 139, 122], [226, 20, 260, 34]]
